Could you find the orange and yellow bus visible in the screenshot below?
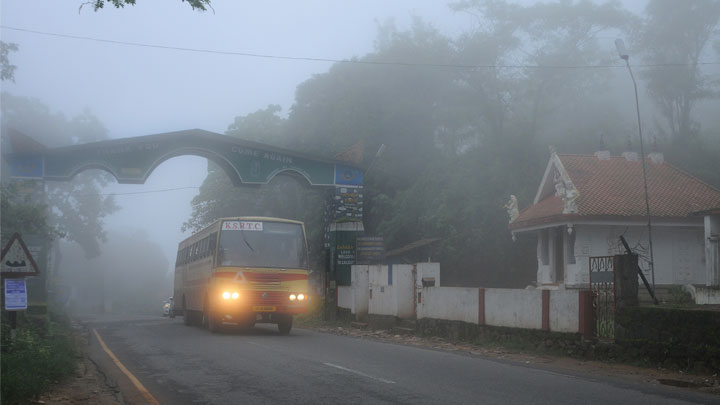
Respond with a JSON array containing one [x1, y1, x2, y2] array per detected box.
[[173, 217, 310, 334]]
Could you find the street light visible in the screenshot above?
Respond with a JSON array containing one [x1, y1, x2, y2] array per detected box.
[[615, 39, 656, 294]]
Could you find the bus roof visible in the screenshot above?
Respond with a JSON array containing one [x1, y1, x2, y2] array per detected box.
[[219, 216, 304, 225], [178, 217, 305, 246]]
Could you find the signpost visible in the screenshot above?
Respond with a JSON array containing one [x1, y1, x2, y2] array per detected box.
[[1, 233, 41, 278], [1, 233, 41, 337], [356, 236, 385, 265], [4, 279, 28, 310]]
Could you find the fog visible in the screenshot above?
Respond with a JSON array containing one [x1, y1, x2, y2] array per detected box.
[[2, 1, 470, 312], [2, 0, 720, 312], [1, 0, 470, 135], [56, 229, 170, 314]]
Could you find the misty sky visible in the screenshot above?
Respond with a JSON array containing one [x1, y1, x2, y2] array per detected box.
[[0, 0, 475, 274], [1, 0, 650, 276]]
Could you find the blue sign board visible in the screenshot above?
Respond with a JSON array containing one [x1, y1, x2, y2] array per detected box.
[[4, 279, 28, 310], [7, 155, 44, 178], [335, 165, 363, 186]]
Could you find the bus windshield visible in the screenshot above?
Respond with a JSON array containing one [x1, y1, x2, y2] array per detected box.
[[217, 220, 308, 269]]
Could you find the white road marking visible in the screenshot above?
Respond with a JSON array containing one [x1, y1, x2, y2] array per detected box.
[[247, 341, 273, 349], [323, 362, 396, 384], [535, 368, 596, 382]]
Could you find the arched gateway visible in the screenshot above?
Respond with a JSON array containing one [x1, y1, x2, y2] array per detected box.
[[3, 128, 364, 297]]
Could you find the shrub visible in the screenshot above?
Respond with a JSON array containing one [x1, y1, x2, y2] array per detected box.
[[0, 311, 78, 404]]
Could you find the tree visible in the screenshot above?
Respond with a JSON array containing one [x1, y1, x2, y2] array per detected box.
[[451, 0, 632, 143], [1, 93, 119, 258], [635, 0, 720, 140], [0, 41, 18, 82], [226, 104, 286, 145], [184, 105, 326, 272], [184, 104, 325, 236], [87, 0, 211, 11], [0, 183, 58, 248], [288, 18, 459, 239]]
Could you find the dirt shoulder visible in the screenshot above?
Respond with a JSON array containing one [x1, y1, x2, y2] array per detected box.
[[308, 323, 720, 396], [35, 321, 123, 405]]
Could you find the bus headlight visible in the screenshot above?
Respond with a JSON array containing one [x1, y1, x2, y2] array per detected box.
[[297, 293, 305, 301], [289, 294, 297, 301], [222, 291, 231, 300], [231, 292, 239, 300]]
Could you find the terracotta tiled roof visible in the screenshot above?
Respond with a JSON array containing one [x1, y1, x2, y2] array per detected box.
[[510, 154, 720, 230]]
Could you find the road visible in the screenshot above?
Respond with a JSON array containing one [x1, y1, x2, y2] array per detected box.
[[84, 315, 715, 405]]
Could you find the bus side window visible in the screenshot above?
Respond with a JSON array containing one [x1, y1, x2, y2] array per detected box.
[[209, 233, 217, 255]]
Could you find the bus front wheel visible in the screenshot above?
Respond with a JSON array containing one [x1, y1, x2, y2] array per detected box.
[[182, 297, 193, 326], [277, 315, 293, 335], [203, 299, 221, 333]]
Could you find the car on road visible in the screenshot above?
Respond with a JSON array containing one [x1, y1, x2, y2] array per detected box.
[[168, 297, 175, 318], [163, 297, 174, 317]]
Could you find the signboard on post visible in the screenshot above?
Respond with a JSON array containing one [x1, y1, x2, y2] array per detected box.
[[7, 155, 44, 179], [4, 279, 28, 310], [356, 237, 385, 264], [1, 233, 41, 278]]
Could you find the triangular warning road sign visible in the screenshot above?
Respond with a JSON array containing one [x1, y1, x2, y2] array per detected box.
[[1, 233, 40, 278]]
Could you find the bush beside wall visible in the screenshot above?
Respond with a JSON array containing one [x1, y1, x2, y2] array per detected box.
[[417, 318, 585, 354], [615, 306, 720, 372]]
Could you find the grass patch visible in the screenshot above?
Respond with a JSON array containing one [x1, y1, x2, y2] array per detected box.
[[294, 298, 353, 328], [1, 310, 79, 404]]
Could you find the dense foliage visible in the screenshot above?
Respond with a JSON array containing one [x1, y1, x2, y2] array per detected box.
[[0, 311, 77, 404], [1, 93, 119, 259], [185, 0, 720, 287], [87, 0, 210, 12], [0, 41, 18, 82], [0, 183, 59, 248]]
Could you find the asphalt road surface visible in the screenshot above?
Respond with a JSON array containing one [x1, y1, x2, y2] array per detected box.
[[84, 315, 716, 404]]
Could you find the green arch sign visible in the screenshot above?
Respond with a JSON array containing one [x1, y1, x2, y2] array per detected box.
[[7, 129, 363, 187]]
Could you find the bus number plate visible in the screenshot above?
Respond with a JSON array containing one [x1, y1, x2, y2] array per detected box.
[[252, 306, 276, 312]]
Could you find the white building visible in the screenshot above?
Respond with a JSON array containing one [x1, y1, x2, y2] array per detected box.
[[508, 151, 720, 294]]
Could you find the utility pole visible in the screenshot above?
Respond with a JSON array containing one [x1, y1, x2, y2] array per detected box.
[[615, 39, 656, 294]]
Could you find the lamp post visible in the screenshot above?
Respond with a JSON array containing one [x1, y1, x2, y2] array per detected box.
[[615, 39, 656, 293]]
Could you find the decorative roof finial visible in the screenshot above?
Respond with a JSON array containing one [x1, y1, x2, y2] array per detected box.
[[599, 131, 605, 149], [504, 195, 519, 223], [652, 133, 658, 152], [548, 145, 557, 156]]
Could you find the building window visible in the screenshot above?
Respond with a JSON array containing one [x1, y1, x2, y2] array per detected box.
[[565, 229, 576, 265], [540, 229, 549, 265]]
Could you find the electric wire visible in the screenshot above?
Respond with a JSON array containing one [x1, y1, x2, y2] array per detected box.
[[71, 186, 200, 197], [3, 25, 720, 70]]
